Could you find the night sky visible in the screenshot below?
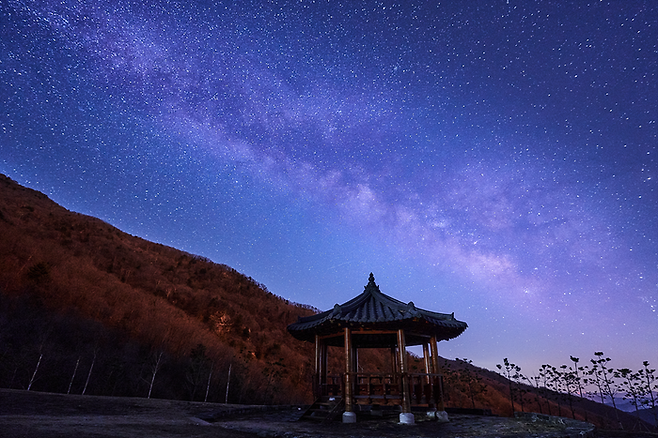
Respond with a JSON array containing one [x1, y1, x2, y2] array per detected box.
[[1, 0, 656, 374]]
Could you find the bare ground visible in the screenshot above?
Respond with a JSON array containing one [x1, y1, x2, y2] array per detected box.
[[0, 388, 603, 438]]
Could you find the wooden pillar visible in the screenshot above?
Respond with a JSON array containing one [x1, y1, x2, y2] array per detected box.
[[423, 341, 434, 407], [314, 335, 321, 398], [344, 327, 353, 413], [315, 335, 328, 397], [397, 329, 411, 414], [430, 335, 444, 411], [423, 342, 431, 375], [321, 340, 327, 388]]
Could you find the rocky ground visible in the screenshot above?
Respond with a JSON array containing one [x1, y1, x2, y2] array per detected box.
[[0, 388, 637, 438]]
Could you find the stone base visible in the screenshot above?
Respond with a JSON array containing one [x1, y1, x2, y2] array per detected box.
[[342, 411, 357, 423], [399, 412, 415, 425], [426, 410, 449, 422]]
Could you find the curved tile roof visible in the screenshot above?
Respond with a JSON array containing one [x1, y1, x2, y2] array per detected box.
[[287, 273, 467, 347]]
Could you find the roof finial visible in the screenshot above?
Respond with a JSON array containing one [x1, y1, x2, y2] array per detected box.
[[364, 273, 379, 293]]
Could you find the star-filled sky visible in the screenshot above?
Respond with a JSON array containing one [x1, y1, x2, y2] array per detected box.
[[1, 0, 656, 374]]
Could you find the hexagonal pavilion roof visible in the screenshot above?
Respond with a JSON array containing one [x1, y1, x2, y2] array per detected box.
[[287, 273, 467, 348]]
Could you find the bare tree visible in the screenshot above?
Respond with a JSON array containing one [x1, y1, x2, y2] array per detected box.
[[67, 356, 81, 394], [559, 364, 577, 419], [205, 362, 214, 402], [545, 365, 565, 417], [570, 356, 586, 398], [538, 364, 553, 415], [588, 352, 621, 428], [456, 358, 488, 409], [82, 349, 97, 395], [640, 361, 657, 426], [225, 363, 232, 404], [523, 373, 544, 414], [147, 350, 165, 399], [27, 322, 52, 391], [569, 356, 588, 421], [144, 327, 172, 399], [497, 358, 521, 413], [615, 367, 646, 428], [186, 344, 210, 401], [27, 351, 43, 391]]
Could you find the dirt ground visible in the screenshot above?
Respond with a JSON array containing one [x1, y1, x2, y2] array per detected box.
[[0, 388, 601, 438], [0, 389, 262, 438]]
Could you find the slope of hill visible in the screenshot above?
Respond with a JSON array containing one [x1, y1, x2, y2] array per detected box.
[[0, 174, 319, 403], [637, 406, 658, 427], [437, 358, 654, 431]]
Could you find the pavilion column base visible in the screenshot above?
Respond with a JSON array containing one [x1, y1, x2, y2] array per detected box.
[[342, 411, 357, 423], [426, 410, 449, 422], [399, 413, 415, 425]]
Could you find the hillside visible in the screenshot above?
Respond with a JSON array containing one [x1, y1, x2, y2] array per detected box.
[[0, 174, 652, 432], [436, 358, 654, 431], [0, 174, 319, 403]]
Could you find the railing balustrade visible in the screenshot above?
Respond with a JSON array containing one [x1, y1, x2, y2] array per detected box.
[[313, 372, 443, 407]]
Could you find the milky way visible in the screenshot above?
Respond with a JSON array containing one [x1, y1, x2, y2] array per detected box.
[[1, 0, 656, 373]]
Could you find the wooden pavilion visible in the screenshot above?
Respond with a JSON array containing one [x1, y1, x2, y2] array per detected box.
[[287, 273, 468, 424]]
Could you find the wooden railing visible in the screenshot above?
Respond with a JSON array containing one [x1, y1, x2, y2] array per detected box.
[[314, 372, 443, 407]]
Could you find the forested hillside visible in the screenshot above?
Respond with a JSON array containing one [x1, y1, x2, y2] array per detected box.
[[0, 174, 318, 403]]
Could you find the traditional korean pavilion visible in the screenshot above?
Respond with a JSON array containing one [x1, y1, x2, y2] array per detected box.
[[287, 273, 468, 424]]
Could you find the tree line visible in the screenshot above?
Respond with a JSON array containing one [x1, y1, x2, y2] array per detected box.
[[0, 291, 307, 405]]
